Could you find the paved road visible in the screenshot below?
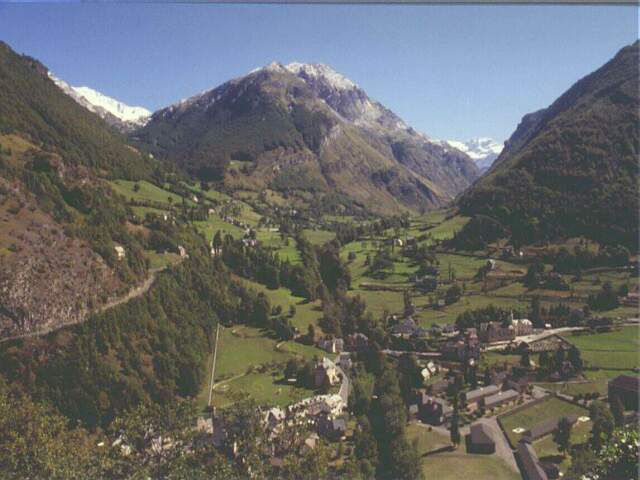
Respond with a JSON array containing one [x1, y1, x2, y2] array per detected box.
[[382, 349, 442, 358]]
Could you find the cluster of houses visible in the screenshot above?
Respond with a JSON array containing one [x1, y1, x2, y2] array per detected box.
[[316, 333, 370, 354], [388, 312, 534, 352], [478, 316, 533, 344], [620, 285, 639, 307], [510, 374, 640, 480], [275, 355, 352, 442], [390, 316, 430, 339], [442, 328, 480, 364], [410, 367, 530, 428], [196, 354, 352, 464]]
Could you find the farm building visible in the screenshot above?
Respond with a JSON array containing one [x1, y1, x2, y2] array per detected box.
[[114, 245, 126, 260], [427, 379, 451, 396], [391, 317, 419, 338], [512, 318, 533, 336], [318, 337, 344, 354], [466, 422, 496, 454], [483, 389, 519, 410], [517, 440, 548, 480], [608, 375, 639, 411], [345, 333, 369, 351], [317, 414, 346, 441], [465, 385, 500, 408], [418, 393, 452, 425]]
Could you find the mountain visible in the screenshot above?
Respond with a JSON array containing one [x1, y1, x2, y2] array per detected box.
[[50, 73, 150, 132], [446, 138, 503, 172], [0, 41, 152, 339], [457, 41, 639, 249], [134, 62, 479, 215]]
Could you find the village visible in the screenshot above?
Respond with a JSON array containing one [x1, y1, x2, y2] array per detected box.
[[92, 179, 639, 479], [198, 296, 638, 480]]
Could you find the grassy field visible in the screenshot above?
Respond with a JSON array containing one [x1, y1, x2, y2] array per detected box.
[[423, 215, 471, 244], [479, 351, 534, 370], [533, 418, 592, 475], [562, 326, 639, 370], [197, 324, 326, 410], [414, 294, 528, 327], [143, 250, 181, 269], [130, 206, 169, 219], [255, 230, 302, 264], [405, 424, 519, 480], [238, 277, 323, 332], [500, 397, 588, 446], [110, 180, 189, 206], [209, 371, 315, 409], [303, 228, 336, 246], [406, 423, 451, 454]]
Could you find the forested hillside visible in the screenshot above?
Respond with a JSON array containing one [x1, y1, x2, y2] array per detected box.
[[456, 41, 639, 249], [0, 42, 155, 338]]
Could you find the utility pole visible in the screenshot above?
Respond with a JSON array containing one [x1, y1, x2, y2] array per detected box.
[[208, 323, 221, 408]]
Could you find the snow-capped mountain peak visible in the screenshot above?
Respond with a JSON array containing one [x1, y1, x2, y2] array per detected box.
[[49, 73, 151, 130], [446, 137, 503, 170], [72, 86, 150, 123]]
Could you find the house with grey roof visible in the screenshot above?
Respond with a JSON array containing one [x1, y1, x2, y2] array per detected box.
[[465, 385, 500, 407], [466, 422, 495, 454], [517, 441, 548, 480], [483, 389, 519, 410]]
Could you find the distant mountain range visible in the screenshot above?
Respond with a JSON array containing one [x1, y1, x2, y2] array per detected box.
[[446, 138, 503, 172], [130, 62, 479, 215], [49, 73, 151, 131], [48, 62, 498, 215], [458, 41, 639, 249]]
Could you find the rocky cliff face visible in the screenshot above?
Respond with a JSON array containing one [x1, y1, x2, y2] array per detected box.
[[0, 173, 123, 340]]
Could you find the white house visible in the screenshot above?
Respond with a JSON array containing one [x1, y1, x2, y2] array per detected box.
[[114, 245, 126, 260], [512, 317, 533, 336], [314, 357, 340, 388]]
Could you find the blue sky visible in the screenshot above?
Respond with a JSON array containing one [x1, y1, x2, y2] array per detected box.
[[0, 4, 637, 142]]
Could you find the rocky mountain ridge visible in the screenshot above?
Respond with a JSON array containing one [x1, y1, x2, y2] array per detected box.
[[135, 61, 480, 214]]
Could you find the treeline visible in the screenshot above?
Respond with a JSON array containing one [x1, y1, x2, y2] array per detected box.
[[333, 214, 410, 245], [550, 245, 630, 273], [447, 214, 507, 251], [455, 305, 516, 330]]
